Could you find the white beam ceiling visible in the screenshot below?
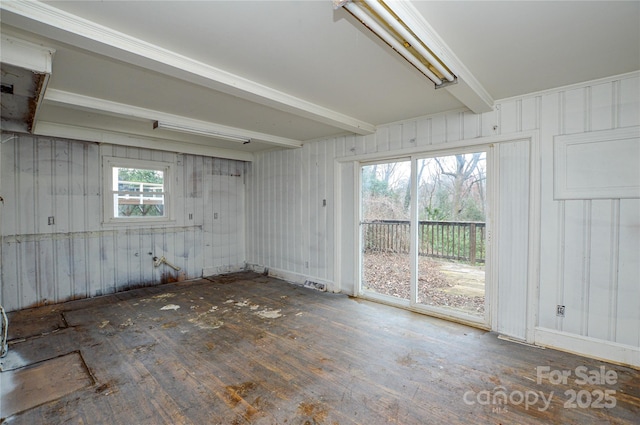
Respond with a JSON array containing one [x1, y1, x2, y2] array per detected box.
[[1, 0, 377, 139]]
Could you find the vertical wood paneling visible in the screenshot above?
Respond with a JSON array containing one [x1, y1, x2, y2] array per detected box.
[[534, 73, 639, 351], [273, 152, 282, 270], [416, 117, 431, 146], [247, 73, 636, 357], [213, 158, 224, 265], [20, 242, 36, 306], [616, 199, 640, 347], [538, 92, 562, 330], [1, 241, 18, 309], [338, 161, 357, 293], [498, 100, 518, 134], [590, 82, 613, 131], [277, 151, 286, 271], [375, 126, 389, 153], [260, 154, 270, 268], [325, 140, 336, 281], [244, 160, 253, 264], [388, 124, 402, 151], [521, 97, 539, 132], [587, 200, 615, 340], [402, 121, 417, 150], [312, 142, 323, 277], [619, 75, 640, 128], [463, 111, 480, 139], [288, 150, 298, 272], [1, 134, 245, 311], [563, 88, 586, 134], [278, 152, 286, 270], [56, 238, 72, 302], [301, 145, 311, 274], [282, 151, 291, 272], [445, 111, 462, 142], [245, 138, 338, 283], [100, 234, 116, 295], [561, 200, 587, 335], [496, 140, 530, 340], [431, 115, 446, 145], [480, 109, 497, 137]]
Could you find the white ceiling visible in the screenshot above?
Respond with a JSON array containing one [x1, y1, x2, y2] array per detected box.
[[1, 1, 638, 160]]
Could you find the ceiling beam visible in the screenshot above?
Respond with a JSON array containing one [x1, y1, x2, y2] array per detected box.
[[0, 33, 54, 73], [44, 89, 303, 149], [33, 121, 255, 162], [1, 0, 377, 135]]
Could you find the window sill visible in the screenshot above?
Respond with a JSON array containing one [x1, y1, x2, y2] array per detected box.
[[102, 218, 177, 227]]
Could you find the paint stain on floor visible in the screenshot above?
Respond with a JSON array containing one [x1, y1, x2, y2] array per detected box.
[[255, 308, 282, 319]]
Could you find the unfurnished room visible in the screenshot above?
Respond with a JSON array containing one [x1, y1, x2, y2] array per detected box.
[[0, 1, 639, 424]]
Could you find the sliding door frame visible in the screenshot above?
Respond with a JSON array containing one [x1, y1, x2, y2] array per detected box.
[[334, 131, 540, 340], [356, 147, 493, 328]]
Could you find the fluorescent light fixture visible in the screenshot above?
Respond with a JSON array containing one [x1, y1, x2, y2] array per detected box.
[[335, 0, 456, 87], [153, 121, 251, 144]]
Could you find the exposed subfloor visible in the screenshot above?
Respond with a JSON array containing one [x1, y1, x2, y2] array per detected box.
[[1, 272, 638, 424]]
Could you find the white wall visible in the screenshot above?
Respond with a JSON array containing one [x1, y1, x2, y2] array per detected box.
[[0, 135, 246, 311], [246, 72, 640, 366], [245, 142, 336, 286]]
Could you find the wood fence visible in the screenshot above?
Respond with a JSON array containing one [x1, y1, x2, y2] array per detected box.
[[361, 220, 486, 264]]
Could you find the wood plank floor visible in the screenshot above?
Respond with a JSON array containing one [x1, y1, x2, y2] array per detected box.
[[1, 272, 638, 424]]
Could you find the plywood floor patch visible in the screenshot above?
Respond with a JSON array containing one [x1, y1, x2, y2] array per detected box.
[[6, 309, 67, 341], [0, 352, 94, 419]]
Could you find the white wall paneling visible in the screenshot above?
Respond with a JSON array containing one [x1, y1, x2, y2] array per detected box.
[[247, 71, 639, 366], [0, 134, 246, 311], [534, 73, 640, 366], [495, 139, 531, 341], [554, 126, 640, 199], [245, 139, 336, 288]]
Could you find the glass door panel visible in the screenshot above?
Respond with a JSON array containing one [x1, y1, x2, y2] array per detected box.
[[415, 153, 487, 319], [360, 160, 411, 301]]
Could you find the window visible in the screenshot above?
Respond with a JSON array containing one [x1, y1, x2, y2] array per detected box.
[[103, 157, 174, 223]]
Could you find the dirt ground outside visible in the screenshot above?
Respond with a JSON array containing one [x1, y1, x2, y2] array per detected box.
[[362, 252, 485, 316]]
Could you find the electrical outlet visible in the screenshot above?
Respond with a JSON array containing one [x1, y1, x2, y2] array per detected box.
[[214, 212, 219, 219], [48, 216, 54, 225], [556, 305, 566, 317], [188, 213, 193, 220]]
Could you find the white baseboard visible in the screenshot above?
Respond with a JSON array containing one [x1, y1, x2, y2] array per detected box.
[[534, 327, 639, 369], [246, 264, 336, 292], [202, 263, 246, 277]]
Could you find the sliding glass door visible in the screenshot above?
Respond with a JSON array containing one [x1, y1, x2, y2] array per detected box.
[[359, 150, 489, 324]]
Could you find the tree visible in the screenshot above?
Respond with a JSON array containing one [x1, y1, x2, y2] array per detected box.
[[433, 153, 484, 220], [362, 154, 486, 223], [361, 162, 410, 220], [118, 168, 163, 185]]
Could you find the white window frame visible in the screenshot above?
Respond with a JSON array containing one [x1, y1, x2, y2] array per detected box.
[[102, 156, 175, 225]]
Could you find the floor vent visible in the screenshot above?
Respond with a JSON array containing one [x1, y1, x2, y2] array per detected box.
[[303, 280, 326, 292]]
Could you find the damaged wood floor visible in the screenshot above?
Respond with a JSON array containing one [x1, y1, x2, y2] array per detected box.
[[1, 272, 638, 424]]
